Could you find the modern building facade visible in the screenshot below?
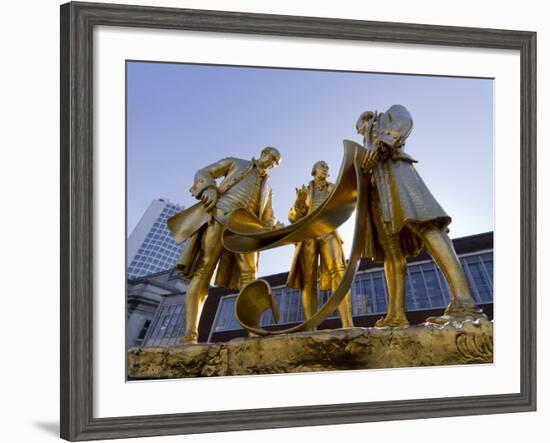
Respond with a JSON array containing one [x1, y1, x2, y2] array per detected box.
[[127, 198, 186, 279], [127, 231, 493, 347], [126, 268, 188, 349]]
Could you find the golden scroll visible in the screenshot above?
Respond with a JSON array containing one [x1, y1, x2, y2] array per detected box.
[[222, 140, 369, 335]]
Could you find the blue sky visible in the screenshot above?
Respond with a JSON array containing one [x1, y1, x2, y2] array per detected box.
[[127, 61, 493, 277]]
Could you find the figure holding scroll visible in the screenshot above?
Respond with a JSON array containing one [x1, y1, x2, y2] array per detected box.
[[286, 161, 354, 329], [355, 105, 486, 327]]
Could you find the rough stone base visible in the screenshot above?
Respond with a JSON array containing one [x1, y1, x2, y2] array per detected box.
[[127, 320, 493, 379]]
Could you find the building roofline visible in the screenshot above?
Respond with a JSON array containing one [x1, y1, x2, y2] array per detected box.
[[127, 273, 188, 293], [128, 268, 176, 283]]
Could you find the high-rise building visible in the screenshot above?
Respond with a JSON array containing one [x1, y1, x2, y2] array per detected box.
[[127, 198, 186, 279]]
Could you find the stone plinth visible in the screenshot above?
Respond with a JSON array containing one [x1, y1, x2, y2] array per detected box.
[[127, 320, 493, 379]]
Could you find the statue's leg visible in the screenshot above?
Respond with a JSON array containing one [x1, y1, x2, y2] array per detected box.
[[376, 235, 408, 328], [319, 234, 353, 328], [383, 259, 395, 316], [235, 251, 259, 337], [389, 249, 408, 326], [180, 220, 224, 344], [370, 193, 408, 327], [235, 252, 257, 289], [299, 239, 319, 330], [413, 226, 487, 322]]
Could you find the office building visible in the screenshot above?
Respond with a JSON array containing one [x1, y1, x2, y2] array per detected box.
[[127, 268, 188, 349], [127, 231, 494, 347], [127, 198, 185, 279]]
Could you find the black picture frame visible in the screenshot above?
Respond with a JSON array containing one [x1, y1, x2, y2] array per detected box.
[[60, 1, 537, 441]]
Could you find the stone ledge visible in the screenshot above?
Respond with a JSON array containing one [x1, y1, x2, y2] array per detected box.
[[127, 320, 493, 379]]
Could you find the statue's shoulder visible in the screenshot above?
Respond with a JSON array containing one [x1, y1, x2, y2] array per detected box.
[[229, 157, 252, 169], [210, 157, 251, 172], [216, 156, 241, 164]]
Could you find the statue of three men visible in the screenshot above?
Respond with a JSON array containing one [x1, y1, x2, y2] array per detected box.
[[168, 105, 485, 344]]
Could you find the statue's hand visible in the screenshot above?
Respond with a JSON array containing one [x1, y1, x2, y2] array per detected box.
[[290, 186, 308, 222], [361, 149, 378, 173], [295, 185, 308, 205], [200, 187, 218, 211]]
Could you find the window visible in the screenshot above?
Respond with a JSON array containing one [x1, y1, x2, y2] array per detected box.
[[137, 320, 151, 340], [481, 254, 493, 281], [213, 296, 241, 331], [404, 273, 417, 310], [208, 251, 494, 337], [352, 276, 372, 315], [408, 268, 430, 309], [462, 255, 493, 303], [316, 290, 340, 319], [421, 263, 448, 307], [276, 288, 301, 323], [143, 303, 186, 347]]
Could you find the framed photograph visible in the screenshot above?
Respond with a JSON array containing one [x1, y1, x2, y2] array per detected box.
[[60, 1, 536, 441]]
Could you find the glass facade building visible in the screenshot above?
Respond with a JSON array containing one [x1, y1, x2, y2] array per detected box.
[[142, 303, 186, 348], [134, 235, 493, 347], [127, 199, 186, 279], [209, 251, 493, 335]]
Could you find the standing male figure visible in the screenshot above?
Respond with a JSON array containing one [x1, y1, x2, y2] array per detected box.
[[356, 104, 486, 327], [167, 147, 281, 343], [286, 161, 354, 330]]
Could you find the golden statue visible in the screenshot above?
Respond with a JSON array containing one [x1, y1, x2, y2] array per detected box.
[[286, 161, 353, 329], [355, 104, 486, 326], [221, 104, 486, 336], [167, 147, 281, 343]]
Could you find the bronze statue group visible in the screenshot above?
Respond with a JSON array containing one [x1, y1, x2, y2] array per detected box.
[[168, 105, 487, 344]]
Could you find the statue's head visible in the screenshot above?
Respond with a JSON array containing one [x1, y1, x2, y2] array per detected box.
[[311, 160, 329, 180], [356, 105, 413, 150], [258, 146, 282, 170], [377, 105, 413, 149]]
